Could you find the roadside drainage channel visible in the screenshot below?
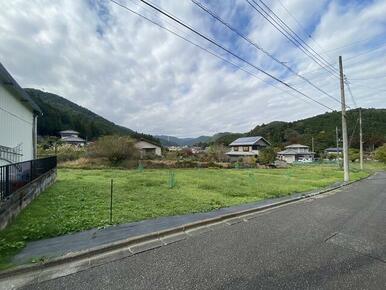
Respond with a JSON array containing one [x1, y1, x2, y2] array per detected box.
[[0, 175, 371, 285]]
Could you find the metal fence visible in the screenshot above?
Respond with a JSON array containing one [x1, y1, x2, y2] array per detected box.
[[0, 156, 57, 201]]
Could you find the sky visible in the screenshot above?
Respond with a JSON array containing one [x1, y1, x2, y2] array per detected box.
[[0, 0, 385, 137]]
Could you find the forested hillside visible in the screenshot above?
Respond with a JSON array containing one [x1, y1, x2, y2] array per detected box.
[[26, 88, 159, 143], [214, 109, 386, 152]]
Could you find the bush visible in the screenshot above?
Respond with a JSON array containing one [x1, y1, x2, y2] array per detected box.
[[349, 148, 360, 162], [38, 143, 85, 162], [374, 144, 386, 163], [258, 148, 276, 165], [88, 135, 139, 165], [207, 144, 228, 162]]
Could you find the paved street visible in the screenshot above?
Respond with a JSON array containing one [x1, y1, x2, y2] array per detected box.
[[23, 172, 386, 289]]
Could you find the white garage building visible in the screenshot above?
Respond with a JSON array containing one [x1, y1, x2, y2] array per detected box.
[[0, 63, 41, 165]]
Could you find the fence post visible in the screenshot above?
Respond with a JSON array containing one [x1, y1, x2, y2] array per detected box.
[[30, 160, 33, 182], [5, 165, 10, 198], [109, 179, 113, 224]]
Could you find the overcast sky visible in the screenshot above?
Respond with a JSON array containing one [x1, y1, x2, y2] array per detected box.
[[1, 0, 385, 137]]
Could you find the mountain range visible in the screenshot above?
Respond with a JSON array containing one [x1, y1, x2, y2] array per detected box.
[[155, 132, 235, 146]]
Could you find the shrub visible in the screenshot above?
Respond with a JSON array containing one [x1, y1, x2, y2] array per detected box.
[[349, 148, 360, 162], [38, 143, 85, 162], [328, 153, 338, 160], [258, 148, 276, 165], [207, 144, 228, 162], [242, 156, 257, 165], [374, 144, 386, 163], [88, 135, 139, 164]]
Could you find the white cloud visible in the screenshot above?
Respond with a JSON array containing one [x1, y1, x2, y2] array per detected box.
[[0, 0, 385, 137]]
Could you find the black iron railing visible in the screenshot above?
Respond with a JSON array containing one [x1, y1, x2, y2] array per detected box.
[[0, 156, 57, 201]]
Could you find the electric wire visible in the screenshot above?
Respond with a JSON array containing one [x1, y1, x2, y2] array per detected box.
[[108, 0, 329, 109], [190, 0, 343, 107], [246, 0, 340, 79], [128, 0, 335, 110]]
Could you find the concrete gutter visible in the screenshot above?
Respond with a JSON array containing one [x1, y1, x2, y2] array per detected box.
[[0, 174, 371, 282]]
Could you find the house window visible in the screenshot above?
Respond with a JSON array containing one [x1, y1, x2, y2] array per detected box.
[[252, 145, 258, 150], [243, 146, 249, 152], [234, 146, 239, 151]]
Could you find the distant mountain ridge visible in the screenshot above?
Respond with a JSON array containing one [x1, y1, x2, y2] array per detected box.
[[155, 135, 211, 146], [155, 132, 241, 147], [26, 88, 159, 144], [214, 109, 386, 152]]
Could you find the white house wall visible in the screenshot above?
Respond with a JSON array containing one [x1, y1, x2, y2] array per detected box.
[[0, 85, 35, 165], [135, 141, 162, 156]]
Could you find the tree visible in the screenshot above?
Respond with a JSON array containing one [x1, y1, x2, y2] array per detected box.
[[258, 148, 276, 165], [284, 128, 302, 145], [89, 135, 138, 164], [207, 144, 228, 162], [374, 144, 386, 163]]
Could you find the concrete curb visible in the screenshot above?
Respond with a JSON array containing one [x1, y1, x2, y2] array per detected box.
[[0, 174, 371, 280]]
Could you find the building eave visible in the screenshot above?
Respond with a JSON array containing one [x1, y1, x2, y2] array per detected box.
[[0, 63, 42, 115]]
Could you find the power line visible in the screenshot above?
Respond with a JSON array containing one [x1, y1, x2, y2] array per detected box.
[[348, 115, 359, 148], [190, 0, 343, 106], [344, 78, 358, 108], [321, 34, 386, 53], [344, 42, 386, 62], [257, 0, 337, 73], [276, 0, 325, 53], [246, 0, 340, 79], [129, 0, 335, 110], [108, 0, 332, 110], [347, 74, 386, 81]]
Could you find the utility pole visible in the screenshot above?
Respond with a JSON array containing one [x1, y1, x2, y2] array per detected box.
[[336, 127, 340, 167], [359, 108, 364, 170], [339, 56, 350, 182], [311, 137, 314, 153]]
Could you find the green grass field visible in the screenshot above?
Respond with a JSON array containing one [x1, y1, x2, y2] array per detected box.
[[0, 163, 381, 269]]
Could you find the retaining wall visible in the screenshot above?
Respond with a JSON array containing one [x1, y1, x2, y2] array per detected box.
[[0, 169, 56, 230]]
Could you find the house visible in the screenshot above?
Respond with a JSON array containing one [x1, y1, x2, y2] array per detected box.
[[167, 146, 182, 152], [135, 139, 162, 158], [226, 136, 270, 161], [0, 63, 41, 165], [59, 130, 86, 146], [277, 144, 314, 164]]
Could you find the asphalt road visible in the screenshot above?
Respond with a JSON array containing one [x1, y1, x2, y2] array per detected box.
[[23, 172, 386, 289]]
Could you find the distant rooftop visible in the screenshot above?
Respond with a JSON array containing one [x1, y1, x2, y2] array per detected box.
[[278, 149, 315, 155], [285, 144, 309, 148], [59, 130, 79, 135], [229, 136, 270, 146], [61, 136, 85, 142]]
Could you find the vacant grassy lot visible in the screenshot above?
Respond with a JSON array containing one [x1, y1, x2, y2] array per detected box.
[[0, 164, 376, 268]]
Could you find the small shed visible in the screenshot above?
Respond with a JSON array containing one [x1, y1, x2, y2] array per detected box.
[[135, 139, 162, 158]]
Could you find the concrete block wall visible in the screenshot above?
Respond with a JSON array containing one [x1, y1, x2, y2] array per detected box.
[[0, 169, 56, 230]]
